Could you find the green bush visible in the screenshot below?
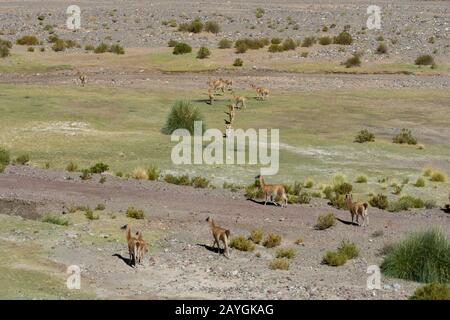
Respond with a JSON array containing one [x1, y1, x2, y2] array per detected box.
[[343, 53, 361, 68], [0, 45, 10, 58], [191, 176, 210, 188], [178, 18, 203, 33], [0, 147, 10, 165], [271, 38, 282, 45], [322, 251, 347, 266], [94, 42, 109, 53], [234, 42, 248, 53], [233, 58, 243, 67], [269, 258, 290, 270], [147, 165, 160, 181], [218, 38, 232, 49], [334, 182, 353, 195], [0, 38, 12, 49], [80, 169, 92, 180], [281, 38, 297, 51], [249, 229, 263, 244], [301, 36, 316, 47], [16, 35, 39, 45], [126, 207, 145, 219], [355, 175, 368, 183], [315, 213, 335, 230], [430, 170, 447, 182], [334, 31, 353, 45], [276, 248, 296, 259], [369, 194, 389, 210], [162, 100, 205, 135], [415, 54, 434, 66], [297, 192, 311, 204], [414, 177, 426, 187], [263, 233, 282, 248], [268, 44, 283, 53], [14, 154, 30, 165], [84, 208, 99, 220], [196, 46, 210, 59], [204, 20, 220, 34], [66, 162, 78, 172], [354, 129, 375, 143], [168, 39, 178, 47], [89, 162, 109, 174], [109, 44, 125, 55], [51, 39, 66, 52], [85, 44, 95, 51], [393, 129, 417, 145], [376, 43, 388, 54], [337, 240, 359, 259], [255, 7, 265, 18], [318, 36, 332, 45], [42, 214, 69, 226], [244, 181, 264, 199], [409, 283, 450, 300], [230, 235, 255, 251], [381, 229, 450, 283], [388, 195, 424, 212], [173, 42, 192, 55]]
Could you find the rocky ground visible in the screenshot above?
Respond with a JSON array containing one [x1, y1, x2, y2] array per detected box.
[[1, 165, 449, 299]]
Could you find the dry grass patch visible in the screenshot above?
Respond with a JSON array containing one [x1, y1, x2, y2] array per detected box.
[[269, 258, 290, 270], [263, 233, 282, 248]]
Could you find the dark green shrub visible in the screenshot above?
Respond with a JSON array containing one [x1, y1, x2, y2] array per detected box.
[[381, 229, 450, 283], [415, 54, 434, 66], [409, 283, 450, 300], [196, 46, 210, 59], [334, 31, 353, 45], [89, 162, 109, 174], [162, 100, 205, 135], [0, 147, 10, 166], [301, 36, 316, 47], [178, 18, 203, 33], [343, 53, 361, 68], [126, 207, 145, 219], [168, 39, 178, 47], [191, 176, 210, 188], [393, 129, 417, 145], [218, 38, 232, 49], [233, 58, 243, 67], [281, 38, 297, 51], [369, 194, 389, 210], [16, 35, 39, 45], [354, 129, 375, 143], [173, 42, 192, 55], [318, 36, 332, 45], [94, 42, 109, 53], [204, 21, 220, 34], [109, 44, 125, 55]]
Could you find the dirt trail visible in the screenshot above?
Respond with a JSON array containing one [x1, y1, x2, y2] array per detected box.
[[1, 166, 449, 299]]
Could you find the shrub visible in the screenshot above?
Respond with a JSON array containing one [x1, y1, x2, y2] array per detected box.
[[355, 175, 368, 183], [315, 213, 335, 230], [415, 54, 434, 66], [27, 47, 34, 52], [388, 195, 424, 212], [94, 42, 109, 53], [132, 167, 148, 180], [126, 207, 145, 219], [204, 21, 220, 34], [235, 38, 267, 50], [343, 53, 361, 68], [268, 44, 283, 53], [0, 147, 10, 166], [414, 177, 426, 187], [249, 229, 263, 244], [301, 51, 308, 58], [235, 42, 248, 53], [281, 38, 297, 51], [276, 248, 296, 259], [80, 169, 92, 181], [354, 129, 375, 143], [64, 40, 79, 49], [0, 164, 5, 173], [244, 182, 264, 199], [255, 7, 265, 19], [423, 167, 433, 177], [109, 44, 125, 55], [42, 214, 69, 226], [95, 203, 105, 211], [424, 200, 437, 209], [14, 154, 30, 165], [162, 100, 205, 135], [269, 258, 290, 270], [409, 283, 450, 300], [85, 44, 95, 51], [230, 235, 255, 251], [173, 42, 192, 55], [218, 38, 232, 49], [196, 46, 210, 59], [0, 45, 10, 58], [178, 18, 203, 33], [337, 240, 359, 259], [294, 237, 304, 245], [334, 31, 353, 45], [392, 183, 403, 195], [271, 38, 282, 45], [16, 35, 39, 45], [381, 229, 450, 283], [233, 58, 243, 67], [369, 194, 389, 210], [84, 208, 99, 220], [66, 162, 78, 172], [430, 170, 447, 182], [393, 128, 417, 145], [304, 179, 313, 188], [297, 192, 311, 204], [191, 176, 210, 188], [322, 251, 347, 266], [89, 162, 109, 174], [318, 36, 332, 45], [301, 37, 316, 47], [168, 39, 178, 47], [51, 39, 66, 52], [0, 38, 12, 49], [147, 165, 160, 181], [263, 233, 282, 248], [334, 182, 353, 195], [376, 43, 388, 54], [99, 176, 106, 184]]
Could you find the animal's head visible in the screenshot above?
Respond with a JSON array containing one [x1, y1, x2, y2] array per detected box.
[[255, 174, 261, 179], [120, 224, 128, 230], [345, 194, 353, 200], [205, 216, 212, 222]]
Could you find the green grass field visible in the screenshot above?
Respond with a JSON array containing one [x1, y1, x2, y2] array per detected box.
[[1, 83, 449, 204]]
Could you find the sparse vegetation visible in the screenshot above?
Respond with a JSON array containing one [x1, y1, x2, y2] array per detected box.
[[315, 213, 336, 230], [430, 170, 447, 182], [0, 147, 10, 166], [255, 7, 265, 19], [276, 248, 296, 259], [204, 21, 220, 34], [355, 175, 368, 183], [301, 36, 316, 47], [41, 214, 69, 226], [230, 235, 255, 251], [95, 203, 106, 211], [233, 58, 243, 67], [343, 53, 361, 68], [196, 46, 211, 59], [263, 233, 282, 248], [178, 18, 203, 33], [414, 177, 426, 187], [249, 229, 263, 244], [322, 251, 347, 266], [388, 195, 425, 212], [409, 283, 450, 300], [393, 129, 417, 145], [16, 35, 39, 46], [66, 162, 78, 172], [191, 176, 210, 188], [334, 31, 353, 45], [132, 167, 148, 180], [269, 258, 290, 270], [376, 43, 388, 54], [173, 42, 192, 55], [84, 208, 99, 220], [415, 54, 435, 66], [218, 38, 232, 49], [89, 162, 109, 174], [369, 194, 389, 210], [147, 165, 160, 181], [162, 100, 204, 135], [126, 207, 145, 219], [354, 129, 375, 143], [14, 154, 30, 165], [337, 240, 359, 259]]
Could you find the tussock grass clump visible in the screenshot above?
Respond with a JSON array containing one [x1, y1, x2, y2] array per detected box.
[[276, 248, 296, 259], [304, 178, 314, 188], [218, 38, 232, 49], [281, 38, 298, 51], [337, 240, 359, 259], [249, 229, 263, 244], [42, 214, 69, 226], [163, 174, 191, 186], [415, 54, 434, 66], [315, 213, 335, 230], [355, 175, 368, 183], [16, 35, 39, 45], [271, 38, 282, 45], [414, 177, 426, 187], [94, 42, 109, 53], [255, 7, 265, 19], [109, 44, 125, 55], [14, 154, 30, 165], [178, 18, 203, 33], [95, 203, 105, 211], [322, 251, 347, 266], [230, 236, 255, 251], [84, 208, 99, 220], [318, 36, 332, 45], [0, 147, 10, 166], [269, 258, 290, 270], [301, 36, 316, 47], [263, 233, 282, 248], [381, 229, 450, 283], [334, 31, 353, 45], [376, 43, 388, 54], [393, 128, 417, 145], [297, 192, 311, 204], [354, 129, 375, 143], [430, 170, 447, 182], [173, 42, 192, 55], [191, 176, 210, 188], [369, 194, 389, 210], [409, 283, 450, 300], [423, 167, 433, 177], [204, 21, 220, 34], [66, 162, 78, 172], [85, 44, 95, 51], [343, 53, 361, 68], [196, 46, 210, 59], [388, 195, 424, 212], [132, 167, 148, 180], [0, 45, 10, 58], [126, 207, 145, 219], [80, 169, 92, 181], [424, 200, 437, 209], [89, 162, 109, 174], [147, 165, 160, 181], [233, 58, 243, 67], [168, 39, 178, 47], [268, 44, 283, 53], [244, 181, 264, 199], [162, 100, 205, 135]]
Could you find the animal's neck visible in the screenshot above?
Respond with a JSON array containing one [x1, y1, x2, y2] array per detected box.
[[259, 176, 265, 188], [209, 219, 215, 229], [346, 197, 353, 208]]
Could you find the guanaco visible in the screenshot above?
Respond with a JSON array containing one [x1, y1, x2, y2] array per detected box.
[[256, 175, 288, 207], [208, 88, 215, 104], [135, 231, 147, 265], [222, 79, 233, 91], [121, 224, 138, 266], [251, 84, 269, 100], [231, 91, 246, 109], [207, 79, 225, 95], [345, 194, 369, 227], [75, 70, 87, 87], [206, 217, 230, 258]]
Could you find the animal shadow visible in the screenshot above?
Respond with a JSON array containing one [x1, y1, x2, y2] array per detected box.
[[197, 243, 225, 255], [247, 198, 279, 207], [112, 253, 135, 267], [336, 217, 359, 226]]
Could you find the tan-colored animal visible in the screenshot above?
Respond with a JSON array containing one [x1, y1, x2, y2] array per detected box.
[[222, 78, 233, 91], [232, 91, 246, 109], [121, 224, 138, 265], [76, 71, 87, 87], [206, 216, 230, 258], [256, 175, 287, 207], [134, 231, 147, 265], [345, 194, 369, 227], [251, 84, 269, 100], [207, 79, 225, 95], [208, 88, 215, 104], [226, 104, 236, 125]]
